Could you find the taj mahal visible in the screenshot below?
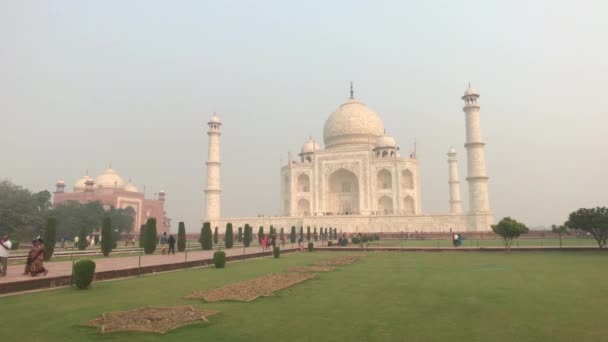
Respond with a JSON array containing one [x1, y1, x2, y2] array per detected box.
[[203, 84, 494, 232]]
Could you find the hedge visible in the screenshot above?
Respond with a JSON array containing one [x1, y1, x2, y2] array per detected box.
[[73, 259, 96, 289], [273, 246, 280, 258], [200, 222, 213, 250], [308, 242, 314, 252], [214, 250, 226, 268]]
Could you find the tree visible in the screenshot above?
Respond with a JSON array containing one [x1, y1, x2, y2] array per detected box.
[[143, 218, 157, 254], [313, 227, 318, 241], [551, 224, 569, 248], [200, 222, 213, 250], [279, 227, 284, 242], [101, 217, 113, 256], [244, 224, 252, 247], [299, 226, 303, 243], [306, 226, 311, 242], [491, 217, 529, 249], [78, 227, 88, 250], [0, 180, 51, 239], [225, 223, 234, 249], [213, 226, 219, 245], [138, 224, 146, 248], [177, 222, 186, 252], [238, 227, 243, 243], [290, 226, 296, 243], [258, 226, 264, 245], [43, 217, 57, 261], [334, 228, 337, 240], [565, 207, 608, 248]]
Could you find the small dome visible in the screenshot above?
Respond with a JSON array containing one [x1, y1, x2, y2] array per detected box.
[[74, 175, 92, 191], [448, 146, 457, 154], [56, 180, 65, 185], [464, 86, 478, 96], [301, 138, 322, 154], [209, 114, 221, 124], [375, 134, 397, 148], [323, 97, 385, 149], [95, 168, 125, 189]]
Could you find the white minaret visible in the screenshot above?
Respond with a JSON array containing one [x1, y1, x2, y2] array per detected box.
[[447, 147, 463, 214], [204, 113, 222, 221], [462, 85, 491, 213]]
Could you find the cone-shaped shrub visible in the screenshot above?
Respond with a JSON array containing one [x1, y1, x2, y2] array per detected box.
[[213, 226, 219, 244], [313, 227, 318, 241], [43, 217, 57, 261], [78, 227, 88, 250], [138, 224, 146, 248], [177, 222, 186, 252], [200, 222, 213, 250], [279, 228, 284, 242], [143, 218, 157, 254], [244, 224, 252, 247], [273, 246, 280, 258], [290, 226, 296, 243], [306, 226, 311, 242], [238, 227, 243, 242], [225, 223, 234, 249], [299, 226, 303, 242], [258, 226, 264, 244], [308, 242, 314, 252], [214, 250, 226, 268], [73, 259, 96, 289], [101, 217, 113, 257]]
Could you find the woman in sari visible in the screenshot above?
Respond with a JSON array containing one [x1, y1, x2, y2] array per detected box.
[[29, 238, 48, 276], [23, 239, 37, 275]]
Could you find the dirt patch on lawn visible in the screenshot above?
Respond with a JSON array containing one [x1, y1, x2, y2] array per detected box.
[[87, 306, 217, 334], [316, 256, 361, 266], [187, 272, 315, 302], [288, 266, 336, 272]]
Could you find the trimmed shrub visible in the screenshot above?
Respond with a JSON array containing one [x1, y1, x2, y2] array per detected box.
[[43, 217, 57, 261], [307, 242, 314, 252], [73, 259, 96, 289], [177, 222, 186, 252], [213, 226, 219, 244], [244, 224, 252, 247], [138, 224, 146, 248], [273, 246, 280, 258], [258, 226, 264, 245], [328, 241, 333, 247], [352, 236, 360, 244], [101, 217, 113, 256], [10, 241, 20, 250], [238, 227, 243, 242], [213, 250, 226, 268], [200, 222, 213, 250], [290, 226, 296, 243], [299, 226, 303, 242], [143, 218, 157, 254], [314, 227, 318, 241], [78, 227, 88, 250], [373, 233, 380, 241], [306, 226, 311, 242], [279, 228, 284, 242], [225, 223, 234, 249]]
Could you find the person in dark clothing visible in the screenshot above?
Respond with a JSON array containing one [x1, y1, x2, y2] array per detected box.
[[167, 235, 176, 255]]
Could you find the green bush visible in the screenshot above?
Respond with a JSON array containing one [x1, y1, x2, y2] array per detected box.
[[238, 227, 243, 243], [313, 227, 318, 241], [143, 218, 157, 254], [73, 259, 96, 289], [258, 226, 264, 245], [361, 235, 369, 243], [333, 228, 337, 240], [307, 242, 314, 252], [213, 226, 219, 244], [306, 226, 311, 242], [244, 224, 252, 247], [279, 228, 284, 242], [43, 217, 57, 261], [138, 224, 146, 248], [273, 246, 280, 258], [213, 250, 226, 268], [328, 241, 333, 247], [352, 236, 360, 244], [200, 222, 213, 250], [373, 233, 380, 241], [78, 227, 88, 250], [101, 217, 113, 256], [10, 241, 20, 250], [177, 222, 186, 252], [290, 226, 296, 243], [225, 223, 234, 249], [299, 226, 304, 242]]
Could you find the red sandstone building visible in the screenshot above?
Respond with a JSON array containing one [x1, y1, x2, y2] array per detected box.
[[53, 167, 171, 233]]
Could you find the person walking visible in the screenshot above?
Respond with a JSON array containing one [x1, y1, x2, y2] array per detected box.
[[0, 234, 12, 276], [28, 239, 48, 276], [167, 234, 176, 255]]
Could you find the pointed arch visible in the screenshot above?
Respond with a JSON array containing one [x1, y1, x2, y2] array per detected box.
[[402, 169, 414, 190], [377, 169, 392, 190], [326, 168, 359, 215], [404, 196, 415, 215], [297, 198, 310, 216], [378, 195, 393, 215], [297, 174, 310, 192]]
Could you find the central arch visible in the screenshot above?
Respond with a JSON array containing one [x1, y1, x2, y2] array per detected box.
[[297, 174, 310, 192], [378, 195, 393, 214], [377, 169, 392, 190], [325, 168, 359, 215], [297, 198, 310, 216]]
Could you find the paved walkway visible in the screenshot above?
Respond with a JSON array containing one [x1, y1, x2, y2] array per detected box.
[[0, 244, 306, 285]]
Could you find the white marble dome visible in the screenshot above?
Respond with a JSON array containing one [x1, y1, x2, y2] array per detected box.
[[74, 175, 92, 191], [209, 114, 221, 124], [323, 97, 385, 149], [301, 138, 321, 154], [464, 86, 478, 96], [95, 168, 125, 189], [375, 134, 397, 148]]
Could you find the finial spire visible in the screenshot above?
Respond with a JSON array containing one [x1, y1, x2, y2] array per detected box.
[[109, 162, 112, 168], [349, 81, 354, 98], [468, 81, 471, 88]]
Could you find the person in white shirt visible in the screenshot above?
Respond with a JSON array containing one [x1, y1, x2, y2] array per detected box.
[[0, 234, 12, 276]]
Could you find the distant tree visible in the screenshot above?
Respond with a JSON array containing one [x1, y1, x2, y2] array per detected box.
[[101, 217, 113, 256], [313, 227, 318, 241], [225, 223, 234, 249], [290, 226, 296, 243], [491, 217, 529, 249], [238, 227, 243, 243], [258, 226, 264, 245], [200, 222, 213, 250], [78, 227, 88, 250], [279, 227, 284, 242], [244, 224, 252, 247], [306, 226, 311, 242], [43, 217, 57, 261], [551, 224, 570, 248], [177, 222, 186, 252], [334, 228, 338, 240], [143, 218, 157, 254], [213, 226, 219, 245], [565, 207, 608, 249], [299, 226, 303, 243], [138, 224, 146, 248], [269, 225, 275, 237], [0, 180, 51, 240]]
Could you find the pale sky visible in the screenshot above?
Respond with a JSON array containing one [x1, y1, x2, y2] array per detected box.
[[1, 1, 607, 232]]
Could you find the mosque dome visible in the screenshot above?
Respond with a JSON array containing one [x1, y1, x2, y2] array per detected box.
[[323, 97, 385, 149], [74, 175, 92, 191], [375, 134, 397, 149], [95, 168, 125, 189], [300, 138, 322, 154]]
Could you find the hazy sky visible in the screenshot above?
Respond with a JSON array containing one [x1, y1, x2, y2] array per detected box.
[[2, 1, 606, 232]]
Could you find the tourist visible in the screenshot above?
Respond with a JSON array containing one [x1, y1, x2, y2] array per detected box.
[[261, 235, 267, 250], [281, 234, 286, 247], [0, 234, 12, 276], [453, 233, 458, 247], [23, 239, 37, 275], [167, 234, 176, 255], [457, 233, 463, 247], [28, 239, 48, 276], [74, 235, 79, 248]]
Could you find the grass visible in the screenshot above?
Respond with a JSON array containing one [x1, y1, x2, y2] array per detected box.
[[365, 237, 599, 248], [2, 251, 607, 341]]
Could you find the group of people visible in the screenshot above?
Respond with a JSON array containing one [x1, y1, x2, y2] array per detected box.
[[0, 234, 47, 277], [452, 233, 463, 247], [159, 232, 176, 255], [260, 234, 276, 250]]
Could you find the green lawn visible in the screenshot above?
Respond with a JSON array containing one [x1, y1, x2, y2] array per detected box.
[[2, 251, 607, 341], [366, 237, 598, 248]]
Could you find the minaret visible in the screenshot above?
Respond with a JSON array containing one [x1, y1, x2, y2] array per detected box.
[[447, 147, 463, 214], [204, 113, 222, 221], [462, 85, 490, 213]]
